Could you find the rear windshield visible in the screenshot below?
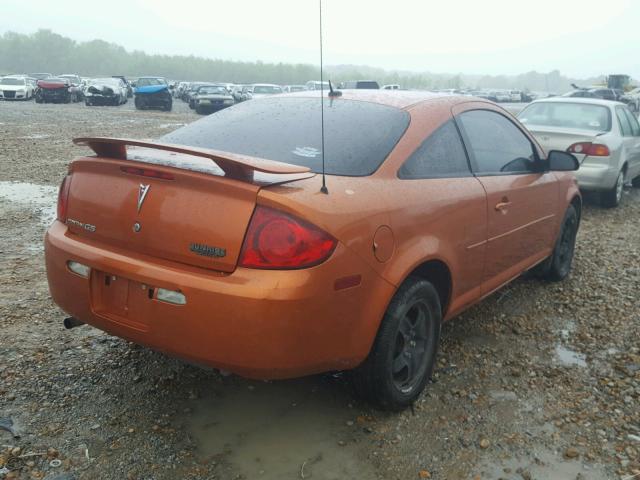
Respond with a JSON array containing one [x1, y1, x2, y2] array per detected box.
[[161, 97, 410, 176], [518, 102, 612, 132]]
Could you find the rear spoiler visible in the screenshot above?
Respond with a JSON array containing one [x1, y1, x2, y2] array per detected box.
[[73, 137, 312, 183]]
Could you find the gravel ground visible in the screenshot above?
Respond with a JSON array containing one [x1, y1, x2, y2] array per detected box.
[[0, 99, 639, 480]]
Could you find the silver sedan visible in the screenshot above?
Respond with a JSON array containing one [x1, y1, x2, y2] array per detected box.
[[518, 97, 640, 207]]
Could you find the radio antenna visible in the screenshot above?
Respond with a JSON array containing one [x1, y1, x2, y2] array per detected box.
[[319, 0, 328, 194]]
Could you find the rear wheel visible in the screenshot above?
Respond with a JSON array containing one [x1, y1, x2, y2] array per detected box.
[[601, 170, 624, 208], [352, 277, 441, 411], [134, 96, 144, 110], [163, 99, 172, 112], [632, 175, 640, 188], [534, 204, 579, 282]]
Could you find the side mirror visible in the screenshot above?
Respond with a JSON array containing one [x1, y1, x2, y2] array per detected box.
[[548, 150, 579, 171]]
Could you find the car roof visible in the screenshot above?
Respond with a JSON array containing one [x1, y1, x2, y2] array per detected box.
[[282, 89, 465, 110], [528, 96, 624, 108]]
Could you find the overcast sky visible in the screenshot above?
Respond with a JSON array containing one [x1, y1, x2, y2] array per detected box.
[[2, 0, 639, 79]]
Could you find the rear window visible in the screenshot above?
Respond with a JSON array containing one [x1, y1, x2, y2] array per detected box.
[[161, 97, 410, 176], [518, 102, 612, 132]]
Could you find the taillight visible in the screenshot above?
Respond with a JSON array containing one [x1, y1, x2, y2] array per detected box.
[[56, 175, 72, 222], [567, 142, 610, 156], [239, 206, 337, 269]]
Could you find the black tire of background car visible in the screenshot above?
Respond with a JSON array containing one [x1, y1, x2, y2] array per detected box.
[[601, 170, 625, 208], [85, 99, 92, 106], [533, 204, 579, 282], [352, 277, 441, 411], [163, 99, 172, 112], [632, 175, 640, 188], [134, 96, 144, 110]]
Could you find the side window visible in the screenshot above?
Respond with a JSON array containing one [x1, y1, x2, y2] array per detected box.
[[616, 107, 632, 136], [398, 120, 470, 179], [622, 108, 640, 136], [457, 110, 538, 175]]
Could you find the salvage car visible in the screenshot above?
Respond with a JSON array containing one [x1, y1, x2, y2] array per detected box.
[[112, 76, 133, 98], [241, 83, 283, 100], [0, 76, 35, 100], [35, 77, 81, 103], [518, 97, 640, 207], [45, 91, 581, 410], [133, 77, 172, 111], [192, 84, 234, 114], [84, 78, 128, 106], [283, 85, 306, 93]]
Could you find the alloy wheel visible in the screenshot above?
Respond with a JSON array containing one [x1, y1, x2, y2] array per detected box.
[[392, 301, 430, 393]]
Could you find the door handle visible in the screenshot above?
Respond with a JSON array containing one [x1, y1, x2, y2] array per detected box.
[[495, 201, 512, 211]]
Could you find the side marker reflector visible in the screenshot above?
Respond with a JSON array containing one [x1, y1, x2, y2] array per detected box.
[[334, 274, 362, 291]]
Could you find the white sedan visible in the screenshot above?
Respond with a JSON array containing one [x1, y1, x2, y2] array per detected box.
[[0, 76, 34, 100], [518, 97, 640, 207]]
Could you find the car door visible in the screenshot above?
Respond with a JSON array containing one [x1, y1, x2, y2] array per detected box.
[[454, 106, 559, 296], [394, 115, 487, 316], [617, 106, 640, 180]]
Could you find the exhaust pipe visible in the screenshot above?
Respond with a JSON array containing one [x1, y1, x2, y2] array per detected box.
[[63, 317, 85, 329]]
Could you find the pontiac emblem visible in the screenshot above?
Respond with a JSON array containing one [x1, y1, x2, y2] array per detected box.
[[137, 184, 150, 213]]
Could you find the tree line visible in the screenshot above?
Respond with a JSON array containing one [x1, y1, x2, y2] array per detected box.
[[0, 29, 606, 92]]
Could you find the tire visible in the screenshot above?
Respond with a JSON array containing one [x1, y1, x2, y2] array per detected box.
[[352, 277, 441, 411], [535, 204, 579, 282], [85, 99, 92, 106], [601, 169, 624, 208], [632, 176, 640, 188], [134, 96, 144, 110], [195, 105, 207, 115], [163, 99, 172, 112], [189, 99, 195, 109]]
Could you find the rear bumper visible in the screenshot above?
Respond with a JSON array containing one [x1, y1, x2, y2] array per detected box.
[[575, 160, 618, 191], [45, 221, 394, 379]]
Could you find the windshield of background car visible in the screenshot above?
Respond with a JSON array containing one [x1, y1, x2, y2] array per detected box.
[[137, 78, 164, 87], [518, 102, 612, 132], [161, 97, 410, 176], [253, 85, 282, 94], [198, 86, 227, 95], [1, 78, 24, 85]]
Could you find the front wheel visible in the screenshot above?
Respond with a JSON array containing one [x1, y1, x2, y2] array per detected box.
[[601, 170, 624, 208], [352, 277, 441, 411], [134, 96, 144, 110], [631, 175, 640, 188], [535, 204, 579, 282]]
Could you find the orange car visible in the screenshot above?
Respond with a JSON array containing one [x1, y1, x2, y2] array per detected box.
[[45, 91, 581, 410]]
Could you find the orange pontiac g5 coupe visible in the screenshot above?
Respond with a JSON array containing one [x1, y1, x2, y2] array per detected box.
[[45, 91, 581, 410]]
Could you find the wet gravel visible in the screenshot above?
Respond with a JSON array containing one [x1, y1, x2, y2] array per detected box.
[[0, 99, 639, 480]]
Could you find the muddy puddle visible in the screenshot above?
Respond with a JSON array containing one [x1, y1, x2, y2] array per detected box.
[[477, 448, 610, 479], [555, 344, 587, 367], [0, 181, 57, 227], [186, 376, 377, 480]]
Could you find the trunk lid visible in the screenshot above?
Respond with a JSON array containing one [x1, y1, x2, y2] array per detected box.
[[65, 138, 313, 272], [526, 125, 606, 163]]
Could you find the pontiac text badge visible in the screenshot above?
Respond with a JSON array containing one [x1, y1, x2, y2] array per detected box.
[[137, 184, 150, 213], [190, 243, 226, 258]]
